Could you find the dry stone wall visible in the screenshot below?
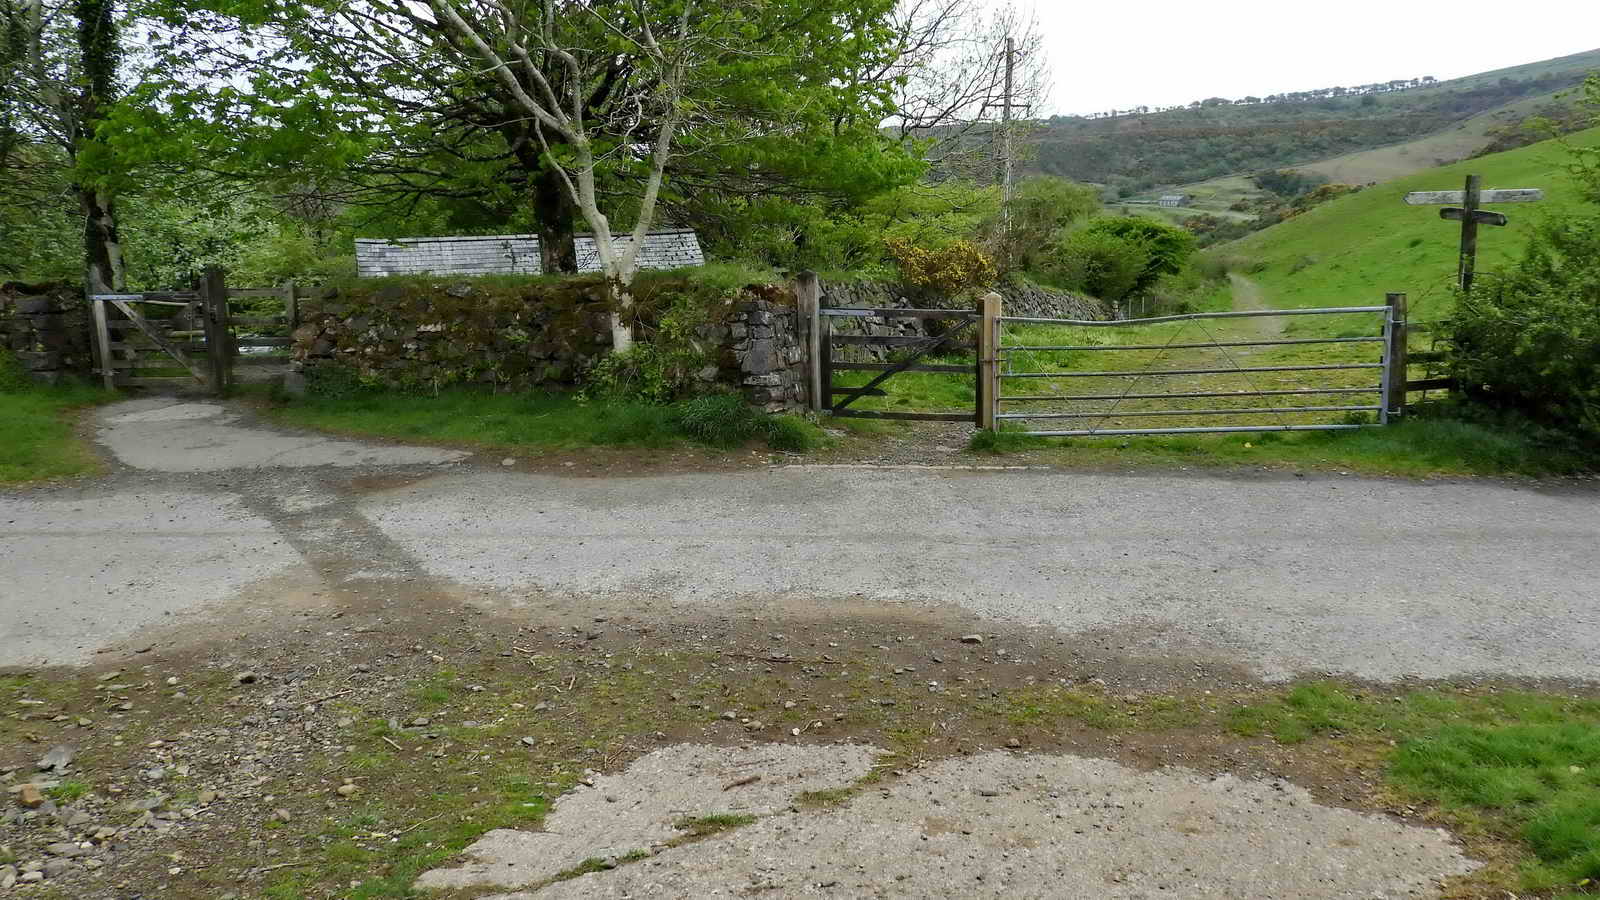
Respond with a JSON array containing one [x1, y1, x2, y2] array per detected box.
[[1, 283, 93, 384]]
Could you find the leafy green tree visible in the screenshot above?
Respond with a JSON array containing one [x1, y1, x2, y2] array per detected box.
[[2, 0, 131, 290]]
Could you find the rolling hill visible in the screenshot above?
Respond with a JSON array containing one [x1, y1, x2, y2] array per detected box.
[[1222, 126, 1600, 323], [1024, 48, 1600, 194]]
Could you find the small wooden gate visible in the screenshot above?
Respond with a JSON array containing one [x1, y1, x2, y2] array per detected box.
[[89, 267, 298, 394], [814, 304, 982, 424]]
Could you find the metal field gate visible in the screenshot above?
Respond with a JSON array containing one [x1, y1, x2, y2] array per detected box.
[[991, 295, 1409, 436]]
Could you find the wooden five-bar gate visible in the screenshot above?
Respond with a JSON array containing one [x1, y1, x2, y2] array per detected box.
[[89, 267, 299, 394]]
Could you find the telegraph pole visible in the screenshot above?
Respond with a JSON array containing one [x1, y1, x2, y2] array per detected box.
[[984, 37, 1029, 265]]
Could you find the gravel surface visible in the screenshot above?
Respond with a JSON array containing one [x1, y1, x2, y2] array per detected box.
[[418, 743, 879, 892], [6, 397, 1598, 682], [469, 744, 1478, 899], [360, 467, 1600, 681]]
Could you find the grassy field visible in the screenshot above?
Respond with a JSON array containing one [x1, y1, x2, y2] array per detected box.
[[262, 387, 824, 454], [0, 362, 110, 484], [1227, 126, 1600, 323]]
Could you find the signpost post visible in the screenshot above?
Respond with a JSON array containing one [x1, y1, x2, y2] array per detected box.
[[1404, 175, 1542, 293]]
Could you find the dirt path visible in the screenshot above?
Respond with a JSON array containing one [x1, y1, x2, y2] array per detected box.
[[1229, 272, 1284, 337]]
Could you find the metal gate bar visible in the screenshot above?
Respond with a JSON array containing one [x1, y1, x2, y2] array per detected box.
[[1004, 336, 1383, 352], [1002, 387, 1381, 402], [1000, 306, 1388, 326], [998, 405, 1382, 420], [1002, 363, 1381, 378], [996, 302, 1398, 436], [1021, 424, 1371, 437]]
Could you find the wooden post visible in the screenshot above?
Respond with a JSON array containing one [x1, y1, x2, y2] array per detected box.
[[200, 266, 231, 395], [90, 297, 116, 391], [819, 311, 833, 415], [1458, 175, 1481, 293], [977, 292, 1002, 430], [1384, 292, 1408, 420], [282, 280, 299, 331], [795, 271, 822, 414]]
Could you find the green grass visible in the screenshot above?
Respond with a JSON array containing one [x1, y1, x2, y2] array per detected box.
[[263, 387, 824, 454], [0, 361, 112, 484], [1227, 126, 1600, 324], [674, 813, 758, 837], [970, 409, 1592, 477], [1227, 683, 1600, 896]]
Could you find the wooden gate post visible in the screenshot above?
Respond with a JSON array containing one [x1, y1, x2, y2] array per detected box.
[[977, 292, 1002, 429], [282, 280, 299, 331], [795, 271, 822, 414], [1383, 292, 1408, 421], [200, 266, 232, 395], [90, 296, 116, 391]]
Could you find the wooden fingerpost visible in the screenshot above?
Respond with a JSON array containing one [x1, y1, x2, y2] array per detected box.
[[796, 271, 822, 414], [90, 296, 116, 390], [1384, 292, 1408, 421], [977, 292, 1002, 429], [200, 266, 231, 395], [1458, 175, 1481, 294]]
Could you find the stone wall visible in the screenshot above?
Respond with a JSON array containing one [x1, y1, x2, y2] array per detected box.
[[0, 283, 93, 384], [726, 287, 805, 412], [289, 276, 809, 409], [354, 229, 705, 278], [817, 278, 1105, 321]]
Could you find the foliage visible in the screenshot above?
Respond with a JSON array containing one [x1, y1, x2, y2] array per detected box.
[[1040, 226, 1147, 303], [1442, 80, 1600, 440], [988, 176, 1100, 270], [1041, 217, 1197, 304], [1252, 169, 1329, 198], [1446, 216, 1600, 439], [883, 237, 996, 299], [668, 394, 819, 451]]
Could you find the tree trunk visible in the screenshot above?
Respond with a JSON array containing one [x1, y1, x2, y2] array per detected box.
[[78, 185, 124, 293], [534, 165, 577, 275], [608, 277, 635, 354]]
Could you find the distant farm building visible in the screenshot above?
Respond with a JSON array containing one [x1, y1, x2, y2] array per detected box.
[[1158, 194, 1190, 208], [354, 229, 705, 277]]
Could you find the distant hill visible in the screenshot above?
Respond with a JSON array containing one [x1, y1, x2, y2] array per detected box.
[[1024, 49, 1600, 194], [1223, 127, 1600, 322]]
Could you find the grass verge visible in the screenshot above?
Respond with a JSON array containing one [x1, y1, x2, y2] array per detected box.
[[7, 636, 1599, 900], [261, 387, 825, 455], [0, 356, 112, 484], [969, 406, 1594, 477]]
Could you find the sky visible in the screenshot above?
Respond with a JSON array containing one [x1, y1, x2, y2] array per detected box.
[[1031, 1, 1600, 116]]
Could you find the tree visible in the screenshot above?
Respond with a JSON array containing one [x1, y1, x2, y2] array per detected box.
[[2, 0, 129, 291], [159, 0, 923, 288]]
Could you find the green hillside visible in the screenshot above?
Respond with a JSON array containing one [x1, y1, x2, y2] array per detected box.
[[1225, 127, 1600, 323], [1027, 50, 1600, 194]]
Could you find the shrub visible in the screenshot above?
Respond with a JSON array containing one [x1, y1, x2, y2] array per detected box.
[[1039, 226, 1148, 303], [883, 237, 996, 299], [1446, 74, 1600, 440], [1446, 215, 1600, 439]]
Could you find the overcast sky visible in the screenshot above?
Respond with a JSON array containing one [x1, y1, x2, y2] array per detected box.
[[1031, 1, 1600, 116]]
